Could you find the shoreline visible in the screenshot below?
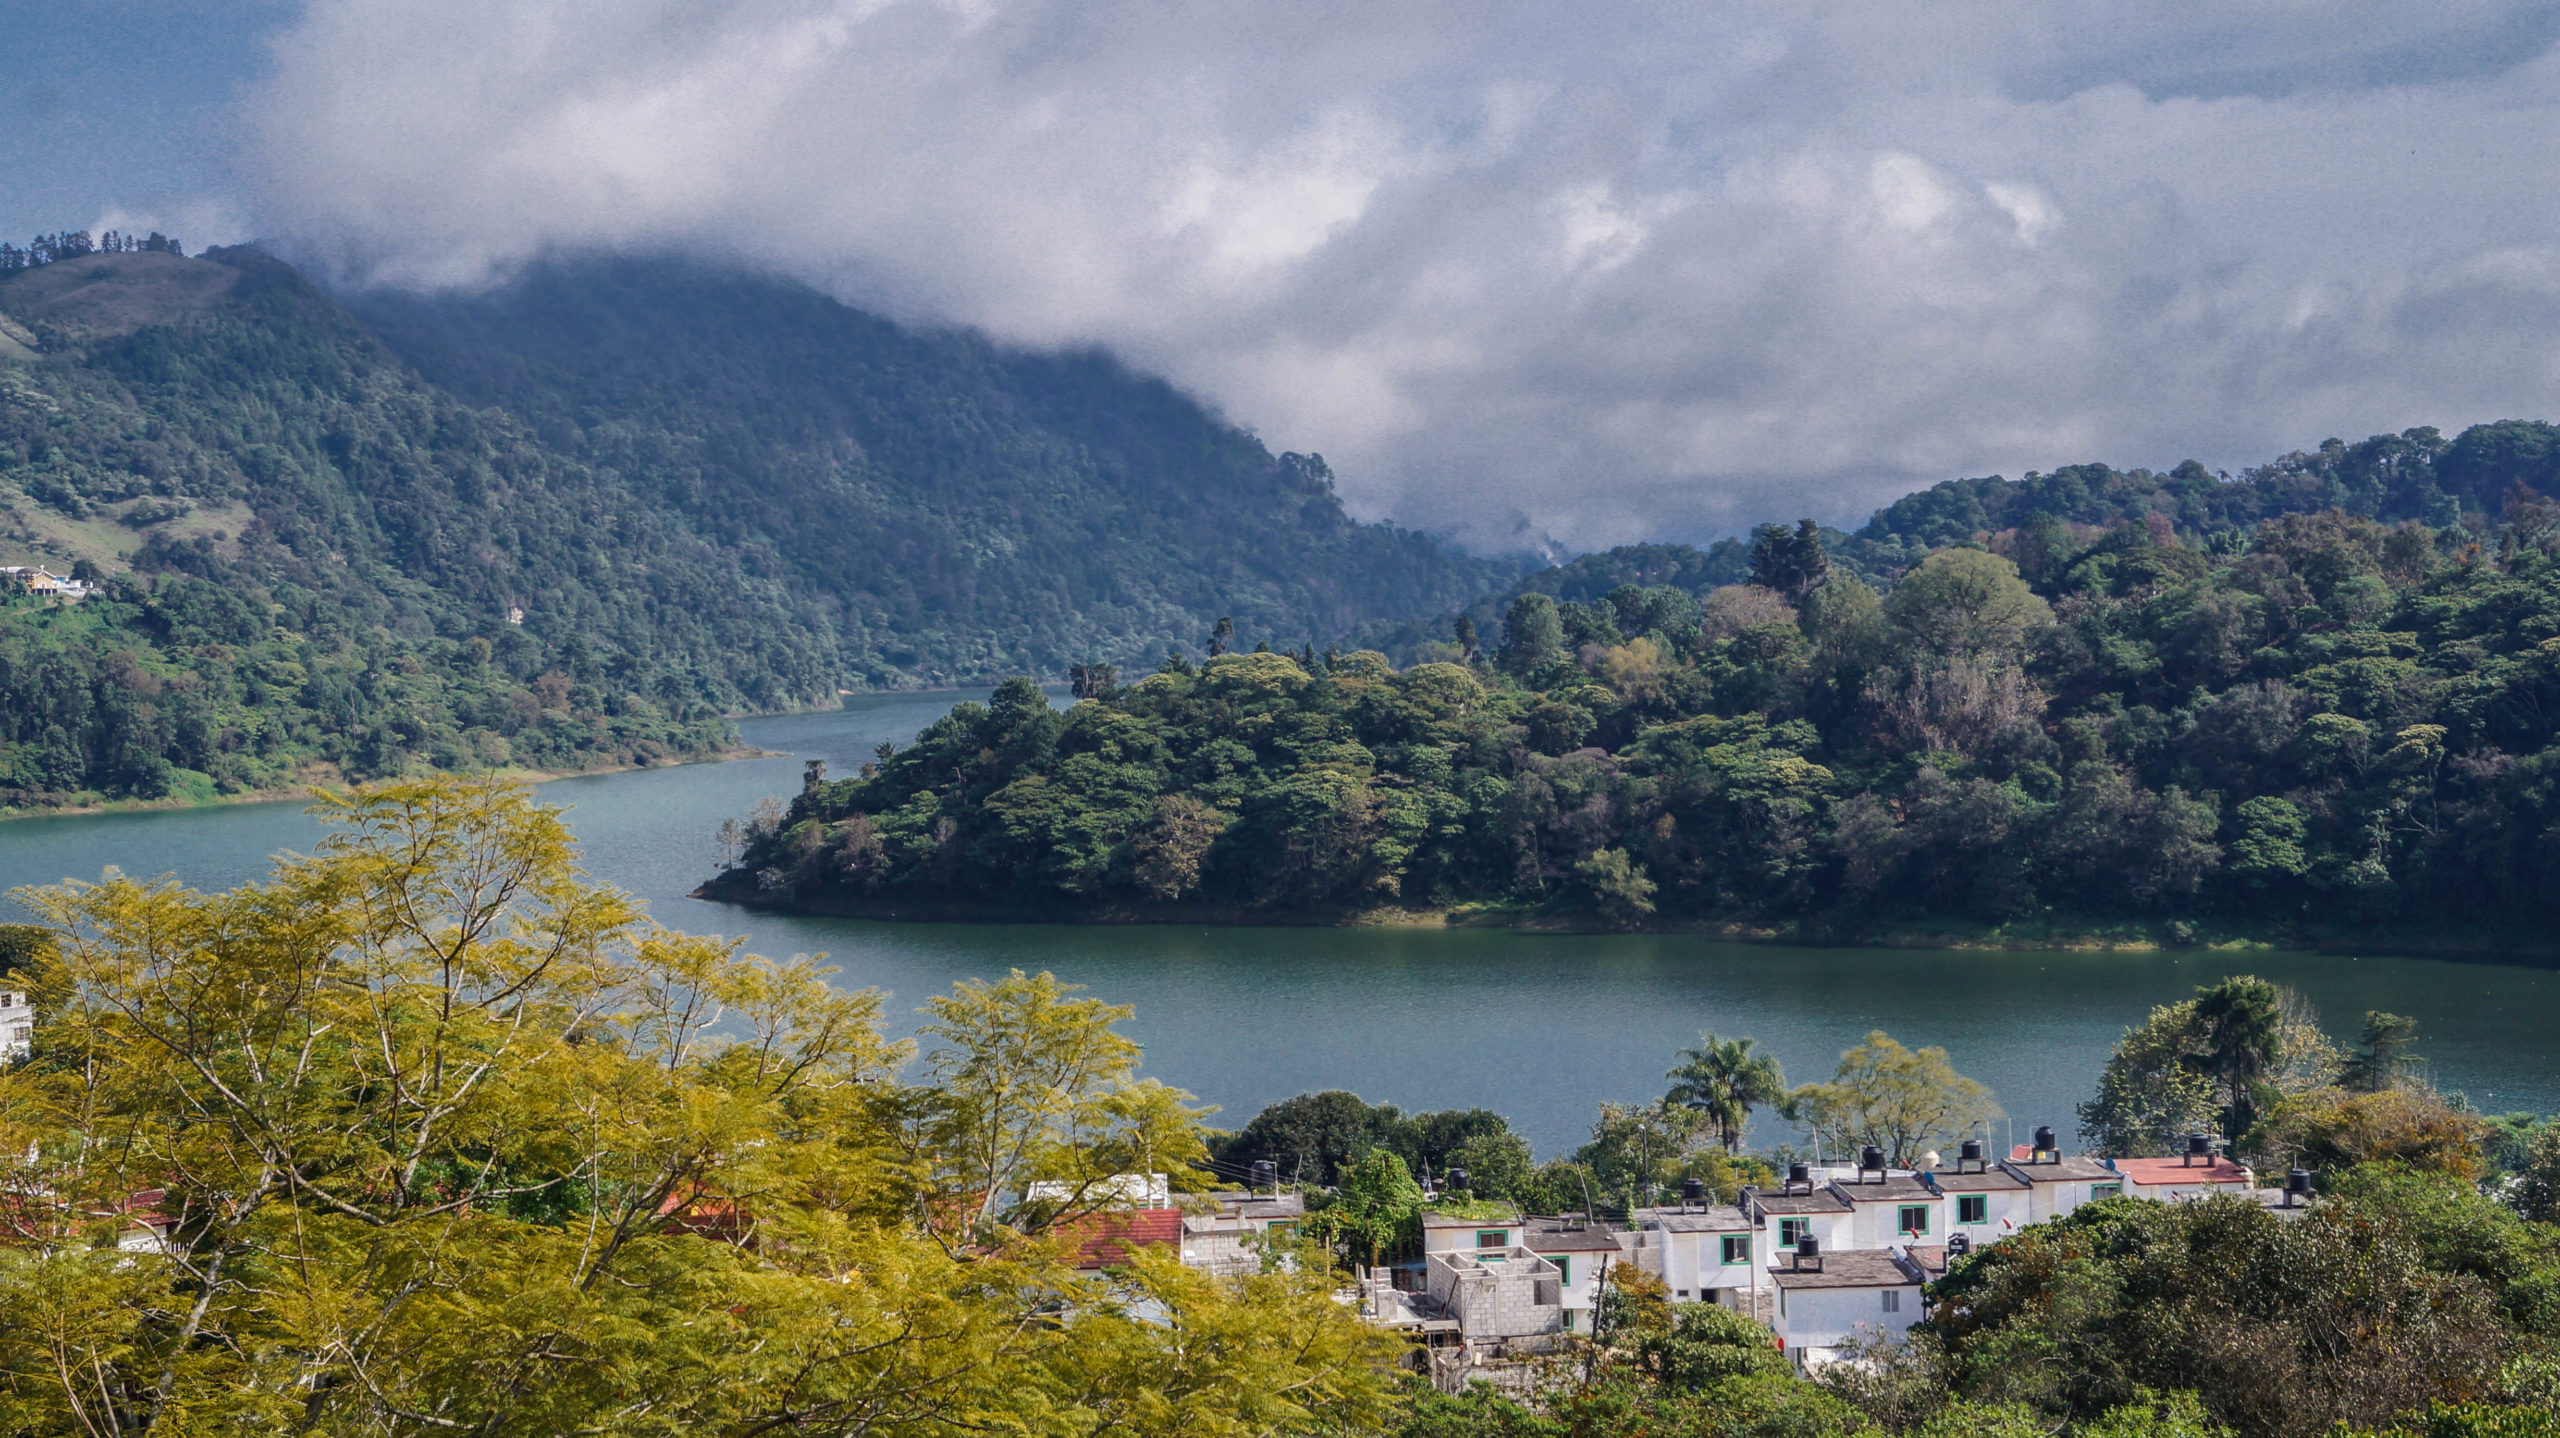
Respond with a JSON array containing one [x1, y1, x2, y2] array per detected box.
[[691, 880, 2560, 966], [0, 743, 779, 825]]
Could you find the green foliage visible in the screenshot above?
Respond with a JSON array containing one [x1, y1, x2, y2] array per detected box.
[[1786, 1030, 1998, 1167], [1665, 1032, 1789, 1153], [0, 249, 1512, 809], [0, 776, 1400, 1434], [1331, 1148, 1426, 1266], [725, 484, 2560, 940], [1927, 1189, 2536, 1437]]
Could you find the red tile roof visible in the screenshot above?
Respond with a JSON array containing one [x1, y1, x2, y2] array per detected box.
[[1058, 1208, 1184, 1268], [2113, 1157, 2250, 1187]]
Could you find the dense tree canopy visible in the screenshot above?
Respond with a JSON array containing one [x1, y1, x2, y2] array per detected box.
[[721, 500, 2560, 943], [0, 778, 1394, 1434]]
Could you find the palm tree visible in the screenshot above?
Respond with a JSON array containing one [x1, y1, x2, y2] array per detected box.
[[1665, 1033, 1788, 1154]]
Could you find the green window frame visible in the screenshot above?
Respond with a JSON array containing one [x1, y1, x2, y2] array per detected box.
[[1476, 1229, 1508, 1250], [1779, 1218, 1809, 1246], [1957, 1194, 1988, 1225], [1897, 1204, 1930, 1236], [1551, 1256, 1572, 1285], [1721, 1234, 1751, 1265], [2091, 1183, 2122, 1200]]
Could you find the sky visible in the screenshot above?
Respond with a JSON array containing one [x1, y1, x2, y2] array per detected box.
[[11, 2, 2560, 554]]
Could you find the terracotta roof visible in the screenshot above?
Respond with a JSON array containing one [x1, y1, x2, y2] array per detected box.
[[1770, 1249, 1923, 1290], [1059, 1208, 1184, 1268], [2113, 1157, 2250, 1186]]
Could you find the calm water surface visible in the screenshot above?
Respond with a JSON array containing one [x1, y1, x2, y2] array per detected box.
[[4, 694, 2555, 1155]]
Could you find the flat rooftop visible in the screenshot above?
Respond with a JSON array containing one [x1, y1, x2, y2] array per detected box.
[[1769, 1250, 1923, 1290]]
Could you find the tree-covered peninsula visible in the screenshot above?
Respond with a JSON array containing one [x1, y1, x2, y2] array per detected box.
[[712, 492, 2560, 946]]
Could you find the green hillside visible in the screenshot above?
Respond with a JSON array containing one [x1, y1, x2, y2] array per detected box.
[[0, 245, 1516, 810], [348, 255, 1525, 686]]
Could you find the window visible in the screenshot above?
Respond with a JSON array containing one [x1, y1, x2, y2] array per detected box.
[[1677, 1289, 1691, 1299], [1779, 1218, 1809, 1246], [1778, 1289, 1788, 1319], [2091, 1183, 2122, 1200], [1897, 1204, 1930, 1236], [1551, 1256, 1572, 1285], [1476, 1230, 1507, 1250], [1721, 1234, 1752, 1265], [1957, 1194, 1988, 1225], [1881, 1289, 1902, 1313], [1563, 1310, 1577, 1331]]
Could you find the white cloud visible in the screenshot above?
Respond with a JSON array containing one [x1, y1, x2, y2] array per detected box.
[[249, 0, 2560, 551]]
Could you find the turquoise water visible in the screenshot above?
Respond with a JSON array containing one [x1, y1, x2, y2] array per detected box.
[[4, 694, 2555, 1156]]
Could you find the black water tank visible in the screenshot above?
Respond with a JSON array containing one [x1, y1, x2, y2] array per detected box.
[[2186, 1132, 2213, 1158], [1250, 1159, 1278, 1189], [1947, 1232, 1971, 1255], [1682, 1177, 1706, 1204], [2033, 1125, 2057, 1154], [1959, 1138, 1984, 1164], [1448, 1167, 1470, 1192], [1797, 1234, 1820, 1259], [1788, 1161, 1811, 1188], [2287, 1168, 2313, 1194], [1860, 1144, 1885, 1171]]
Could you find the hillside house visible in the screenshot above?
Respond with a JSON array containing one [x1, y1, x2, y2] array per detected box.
[[2115, 1137, 2254, 1200], [0, 567, 88, 601], [1738, 1167, 1855, 1265], [1421, 1204, 1527, 1256], [2004, 1128, 2129, 1221], [1520, 1216, 1628, 1331], [1626, 1203, 1758, 1307], [1, 990, 30, 1063], [1180, 1190, 1305, 1277], [1768, 1243, 1927, 1370]]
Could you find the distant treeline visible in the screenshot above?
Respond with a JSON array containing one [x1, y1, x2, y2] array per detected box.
[[0, 229, 184, 272]]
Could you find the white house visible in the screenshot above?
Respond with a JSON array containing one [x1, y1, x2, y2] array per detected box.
[[2003, 1129, 2128, 1221], [1923, 1141, 2034, 1241], [1180, 1190, 1306, 1277], [1739, 1167, 1855, 1274], [0, 567, 89, 601], [0, 990, 31, 1063], [1421, 1205, 1527, 1256], [1516, 1217, 1633, 1332], [1629, 1204, 1758, 1306], [1768, 1245, 1927, 1369]]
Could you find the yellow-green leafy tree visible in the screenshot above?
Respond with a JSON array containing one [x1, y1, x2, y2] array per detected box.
[[0, 777, 1396, 1436]]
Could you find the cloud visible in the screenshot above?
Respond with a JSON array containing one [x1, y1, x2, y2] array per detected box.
[[249, 0, 2560, 552]]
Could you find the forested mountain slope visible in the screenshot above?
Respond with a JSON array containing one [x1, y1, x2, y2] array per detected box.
[[0, 244, 1512, 810], [347, 256, 1524, 685]]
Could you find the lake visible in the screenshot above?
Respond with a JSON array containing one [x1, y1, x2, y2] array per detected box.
[[3, 692, 2555, 1157]]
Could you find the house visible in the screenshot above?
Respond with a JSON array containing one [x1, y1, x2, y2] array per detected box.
[[1922, 1140, 2034, 1241], [0, 567, 89, 601], [1823, 1148, 1950, 1249], [1057, 1207, 1186, 1269], [2114, 1136, 2253, 1200], [2002, 1127, 2129, 1221], [1420, 1204, 1526, 1256], [1520, 1216, 1628, 1331], [1768, 1242, 1927, 1369], [1423, 1244, 1566, 1352], [1179, 1190, 1305, 1277], [1738, 1164, 1855, 1268], [0, 990, 30, 1063], [1627, 1203, 1758, 1306]]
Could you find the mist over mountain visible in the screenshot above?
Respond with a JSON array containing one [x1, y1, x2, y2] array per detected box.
[[0, 244, 1515, 808]]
